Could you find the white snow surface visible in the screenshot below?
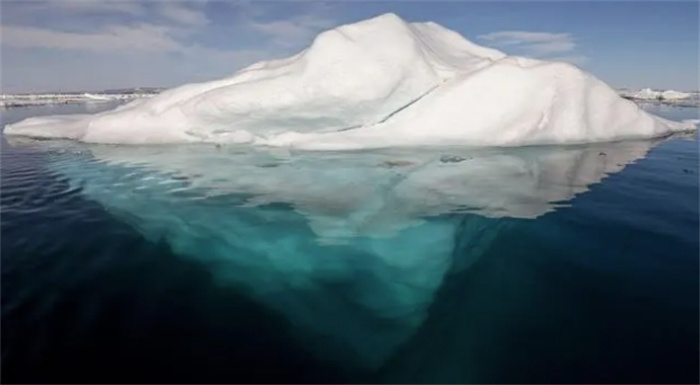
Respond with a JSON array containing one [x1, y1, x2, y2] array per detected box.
[[4, 13, 697, 148]]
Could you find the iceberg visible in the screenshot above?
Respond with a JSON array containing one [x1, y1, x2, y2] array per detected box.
[[3, 13, 696, 147]]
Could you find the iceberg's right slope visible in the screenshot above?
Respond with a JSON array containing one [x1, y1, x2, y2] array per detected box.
[[270, 57, 697, 150], [4, 13, 697, 147]]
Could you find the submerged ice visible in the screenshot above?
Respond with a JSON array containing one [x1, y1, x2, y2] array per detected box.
[[3, 13, 696, 147], [7, 135, 663, 369]]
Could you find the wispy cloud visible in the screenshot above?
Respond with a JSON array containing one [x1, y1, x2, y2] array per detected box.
[[16, 0, 147, 17], [156, 3, 210, 27], [478, 30, 582, 57], [5, 1, 211, 28], [249, 15, 337, 47], [0, 24, 183, 53], [2, 0, 338, 52], [0, 0, 339, 92], [549, 55, 590, 65], [229, 1, 338, 48]]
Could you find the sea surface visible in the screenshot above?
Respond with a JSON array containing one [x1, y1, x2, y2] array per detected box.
[[1, 102, 698, 384]]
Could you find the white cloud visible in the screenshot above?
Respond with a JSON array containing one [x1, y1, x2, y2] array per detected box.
[[478, 30, 580, 55], [156, 3, 210, 27], [0, 0, 339, 92], [550, 55, 590, 66], [479, 31, 571, 45], [1, 44, 276, 93], [0, 22, 274, 64], [0, 24, 184, 53], [17, 0, 147, 16], [248, 15, 336, 47], [228, 1, 338, 48], [7, 1, 211, 27], [528, 40, 576, 54]]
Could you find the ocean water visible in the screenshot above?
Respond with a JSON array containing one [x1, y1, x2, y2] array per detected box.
[[1, 102, 698, 384]]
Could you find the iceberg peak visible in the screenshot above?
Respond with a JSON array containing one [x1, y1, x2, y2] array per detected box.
[[3, 14, 696, 147]]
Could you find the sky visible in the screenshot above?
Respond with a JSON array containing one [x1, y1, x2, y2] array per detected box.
[[1, 0, 698, 93]]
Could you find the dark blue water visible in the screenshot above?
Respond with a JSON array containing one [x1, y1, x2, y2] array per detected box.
[[2, 102, 698, 383]]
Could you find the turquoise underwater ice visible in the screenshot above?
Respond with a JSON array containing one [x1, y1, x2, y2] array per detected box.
[[36, 138, 660, 369]]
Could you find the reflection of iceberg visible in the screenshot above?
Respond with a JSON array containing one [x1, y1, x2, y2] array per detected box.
[[4, 13, 696, 147], [4, 136, 661, 369], [74, 138, 658, 226]]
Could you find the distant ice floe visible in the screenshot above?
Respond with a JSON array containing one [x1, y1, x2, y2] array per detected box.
[[619, 88, 693, 101], [4, 13, 697, 147], [0, 92, 157, 109]]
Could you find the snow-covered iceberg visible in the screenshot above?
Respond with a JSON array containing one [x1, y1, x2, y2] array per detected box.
[[4, 13, 696, 148]]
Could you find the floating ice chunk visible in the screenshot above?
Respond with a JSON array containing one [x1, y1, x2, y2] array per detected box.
[[620, 88, 693, 101], [661, 90, 692, 100], [82, 93, 113, 101], [3, 114, 93, 140], [5, 13, 694, 147]]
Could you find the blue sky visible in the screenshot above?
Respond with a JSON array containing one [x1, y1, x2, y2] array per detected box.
[[1, 1, 697, 93]]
